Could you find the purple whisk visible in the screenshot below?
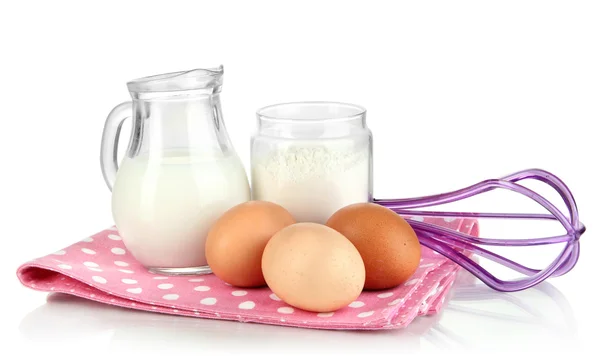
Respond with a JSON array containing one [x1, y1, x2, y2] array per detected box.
[[373, 169, 585, 292]]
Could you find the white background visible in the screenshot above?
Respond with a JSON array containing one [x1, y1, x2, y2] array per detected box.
[[1, 0, 598, 357]]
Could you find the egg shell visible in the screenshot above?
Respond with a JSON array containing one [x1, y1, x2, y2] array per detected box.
[[326, 202, 421, 290], [262, 223, 366, 313], [205, 200, 295, 287]]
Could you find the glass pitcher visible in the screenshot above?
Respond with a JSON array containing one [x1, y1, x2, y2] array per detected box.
[[100, 66, 250, 275]]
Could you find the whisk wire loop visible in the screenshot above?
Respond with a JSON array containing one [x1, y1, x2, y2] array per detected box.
[[374, 169, 584, 292]]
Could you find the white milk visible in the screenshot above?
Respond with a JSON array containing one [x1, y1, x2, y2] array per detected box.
[[112, 150, 250, 268]]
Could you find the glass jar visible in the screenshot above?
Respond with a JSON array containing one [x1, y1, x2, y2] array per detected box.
[[251, 102, 373, 224]]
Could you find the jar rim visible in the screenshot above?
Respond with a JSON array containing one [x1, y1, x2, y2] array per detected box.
[[256, 101, 366, 124]]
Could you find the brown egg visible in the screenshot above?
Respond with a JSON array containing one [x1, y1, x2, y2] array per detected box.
[[326, 203, 421, 290], [262, 223, 365, 313], [205, 201, 295, 287]]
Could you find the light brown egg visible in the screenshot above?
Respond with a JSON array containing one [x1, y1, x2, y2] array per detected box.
[[205, 201, 295, 287], [262, 223, 365, 313], [326, 203, 421, 290]]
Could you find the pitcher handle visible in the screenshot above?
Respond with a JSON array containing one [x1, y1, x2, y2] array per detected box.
[[100, 102, 132, 191]]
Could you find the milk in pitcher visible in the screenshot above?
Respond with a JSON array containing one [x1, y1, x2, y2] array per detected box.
[[112, 149, 250, 269]]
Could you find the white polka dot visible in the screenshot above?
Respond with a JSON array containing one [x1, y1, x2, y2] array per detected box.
[[348, 301, 365, 308], [114, 261, 129, 267], [223, 282, 232, 286], [111, 247, 126, 255], [126, 287, 142, 294], [389, 298, 404, 306], [57, 264, 71, 270], [357, 311, 374, 318], [194, 286, 210, 292], [108, 234, 122, 240], [188, 278, 204, 282], [121, 278, 137, 284], [81, 248, 96, 255], [151, 306, 157, 310], [277, 307, 294, 314], [118, 269, 134, 274], [53, 250, 66, 255], [88, 267, 103, 272], [411, 216, 424, 222], [109, 226, 119, 231], [162, 294, 179, 301], [420, 263, 434, 268], [231, 290, 247, 296], [153, 276, 168, 280], [92, 276, 106, 284], [200, 297, 217, 305], [377, 292, 394, 298], [83, 262, 99, 268], [82, 237, 94, 242], [158, 283, 174, 289], [444, 217, 456, 222], [404, 279, 418, 286], [269, 293, 281, 301], [238, 301, 255, 310], [317, 312, 334, 317]]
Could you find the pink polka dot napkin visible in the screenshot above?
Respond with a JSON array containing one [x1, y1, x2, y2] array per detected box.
[[16, 217, 478, 330]]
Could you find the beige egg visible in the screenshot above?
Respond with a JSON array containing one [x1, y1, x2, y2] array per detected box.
[[262, 223, 365, 313]]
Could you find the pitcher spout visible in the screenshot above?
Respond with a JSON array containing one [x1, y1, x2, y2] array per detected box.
[[127, 65, 224, 94]]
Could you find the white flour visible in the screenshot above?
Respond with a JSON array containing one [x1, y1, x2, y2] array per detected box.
[[251, 139, 371, 223]]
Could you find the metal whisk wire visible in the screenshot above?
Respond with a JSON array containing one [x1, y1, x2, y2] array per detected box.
[[374, 169, 585, 292]]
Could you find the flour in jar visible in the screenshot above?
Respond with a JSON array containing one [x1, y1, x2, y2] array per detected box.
[[251, 138, 371, 223]]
